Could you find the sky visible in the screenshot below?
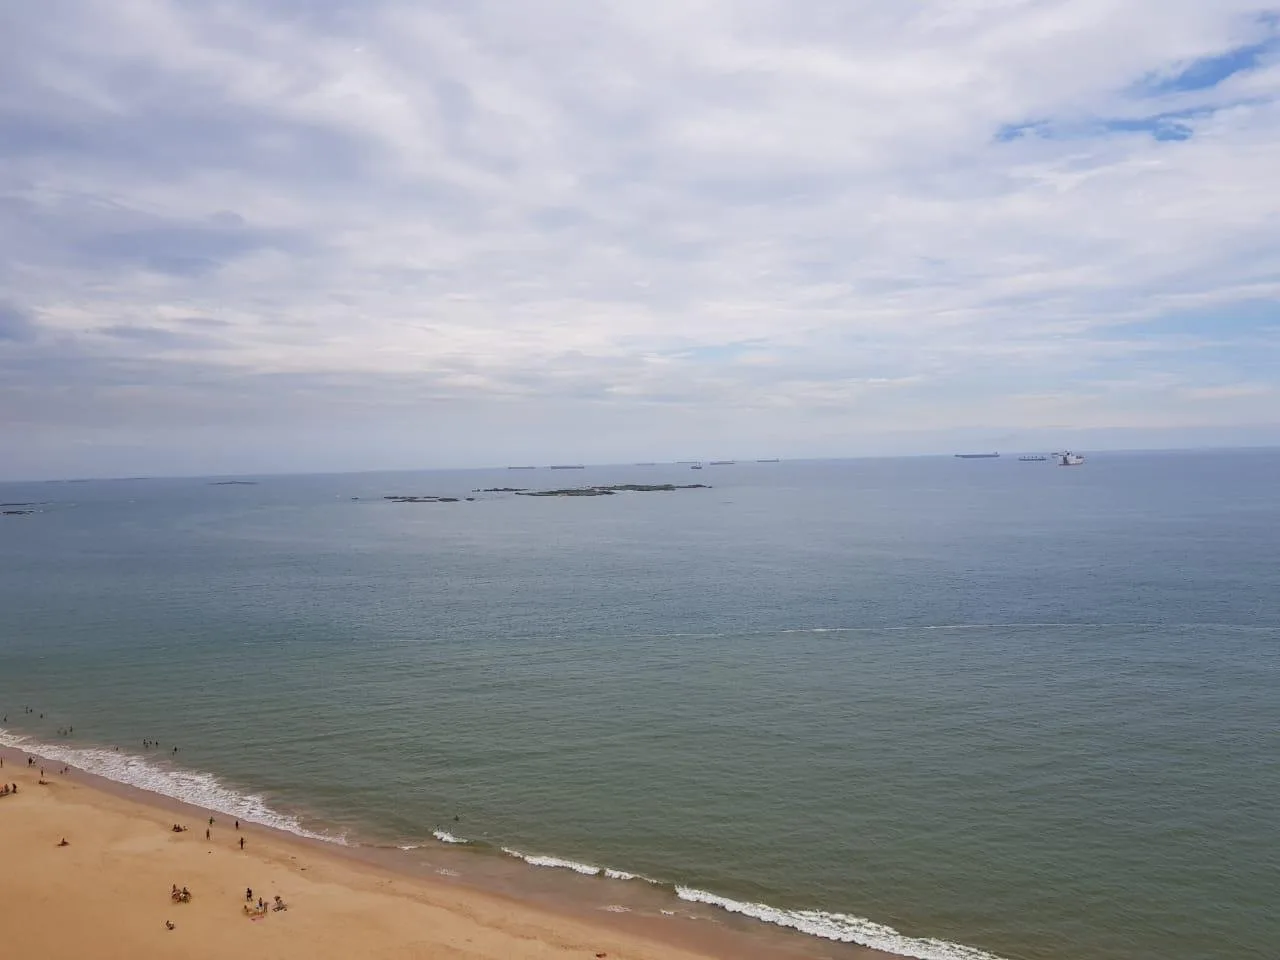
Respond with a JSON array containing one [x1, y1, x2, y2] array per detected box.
[[2, 1, 1280, 479]]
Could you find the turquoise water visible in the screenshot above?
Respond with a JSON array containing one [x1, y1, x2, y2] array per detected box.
[[1, 452, 1277, 959]]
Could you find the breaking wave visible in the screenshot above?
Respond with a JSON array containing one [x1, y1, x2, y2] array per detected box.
[[675, 886, 1011, 960], [432, 829, 469, 844]]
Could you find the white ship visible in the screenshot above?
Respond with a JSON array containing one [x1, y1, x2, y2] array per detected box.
[[1056, 451, 1085, 466]]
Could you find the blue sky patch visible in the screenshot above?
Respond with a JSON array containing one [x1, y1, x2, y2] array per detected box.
[[997, 108, 1212, 143], [1141, 38, 1276, 94]]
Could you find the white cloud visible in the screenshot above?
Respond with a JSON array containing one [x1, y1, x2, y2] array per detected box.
[[2, 0, 1279, 475]]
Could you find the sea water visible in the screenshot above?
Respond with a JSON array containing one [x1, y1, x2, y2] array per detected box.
[[1, 451, 1277, 959]]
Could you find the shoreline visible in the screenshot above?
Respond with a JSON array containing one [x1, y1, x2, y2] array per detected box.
[[0, 739, 900, 960]]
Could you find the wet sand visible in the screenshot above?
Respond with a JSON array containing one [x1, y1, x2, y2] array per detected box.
[[0, 749, 887, 960]]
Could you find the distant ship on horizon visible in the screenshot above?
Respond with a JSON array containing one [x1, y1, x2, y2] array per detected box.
[[955, 452, 1000, 459], [1018, 455, 1048, 462]]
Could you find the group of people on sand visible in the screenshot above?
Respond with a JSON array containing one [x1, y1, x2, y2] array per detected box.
[[170, 817, 247, 849], [167, 883, 287, 929], [243, 888, 288, 916], [0, 783, 16, 797], [21, 756, 65, 781]]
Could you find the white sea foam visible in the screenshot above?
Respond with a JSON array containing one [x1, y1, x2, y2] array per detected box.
[[437, 868, 461, 877], [603, 867, 660, 884], [501, 848, 657, 882], [432, 829, 469, 844], [502, 848, 602, 875], [0, 730, 344, 845], [602, 905, 630, 913], [398, 844, 423, 851], [675, 887, 1011, 960]]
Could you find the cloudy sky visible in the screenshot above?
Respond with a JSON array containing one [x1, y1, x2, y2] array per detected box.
[[3, 1, 1279, 478]]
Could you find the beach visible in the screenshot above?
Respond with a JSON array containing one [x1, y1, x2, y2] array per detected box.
[[0, 749, 882, 960]]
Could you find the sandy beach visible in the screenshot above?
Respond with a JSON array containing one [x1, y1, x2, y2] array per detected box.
[[0, 752, 879, 960]]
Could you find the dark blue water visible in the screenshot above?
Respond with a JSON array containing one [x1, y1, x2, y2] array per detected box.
[[1, 452, 1277, 959]]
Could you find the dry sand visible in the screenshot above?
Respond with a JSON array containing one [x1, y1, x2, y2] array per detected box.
[[0, 756, 877, 960]]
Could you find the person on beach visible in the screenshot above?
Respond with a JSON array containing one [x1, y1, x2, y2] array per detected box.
[[58, 838, 69, 846], [209, 816, 215, 826], [235, 819, 239, 830], [246, 887, 253, 901], [206, 828, 210, 840], [240, 837, 245, 850]]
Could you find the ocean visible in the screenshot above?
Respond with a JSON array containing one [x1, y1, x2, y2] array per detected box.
[[1, 451, 1277, 959]]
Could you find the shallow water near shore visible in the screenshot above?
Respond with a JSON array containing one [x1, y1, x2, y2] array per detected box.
[[2, 452, 1278, 959]]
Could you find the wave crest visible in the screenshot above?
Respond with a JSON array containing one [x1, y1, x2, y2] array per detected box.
[[675, 886, 1010, 960]]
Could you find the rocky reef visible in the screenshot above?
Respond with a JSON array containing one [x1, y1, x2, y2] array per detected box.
[[517, 483, 710, 497], [382, 484, 709, 502]]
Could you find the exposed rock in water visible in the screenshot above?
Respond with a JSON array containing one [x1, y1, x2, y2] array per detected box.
[[383, 484, 708, 502], [517, 484, 710, 497]]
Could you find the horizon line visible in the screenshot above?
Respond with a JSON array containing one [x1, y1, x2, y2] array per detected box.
[[5, 442, 1279, 485]]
